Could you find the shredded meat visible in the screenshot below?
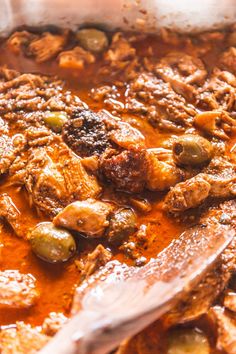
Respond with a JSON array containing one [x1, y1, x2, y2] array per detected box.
[[0, 194, 25, 237], [6, 31, 37, 55], [58, 46, 95, 69], [0, 67, 84, 131], [208, 306, 236, 354], [0, 134, 26, 175], [78, 245, 112, 279], [104, 32, 136, 63], [197, 68, 236, 112], [155, 52, 207, 100], [27, 31, 68, 62], [224, 290, 236, 312], [0, 270, 39, 309], [23, 144, 101, 217], [146, 148, 185, 191], [127, 72, 196, 131], [219, 47, 236, 74]]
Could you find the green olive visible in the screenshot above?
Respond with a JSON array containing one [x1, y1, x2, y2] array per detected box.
[[107, 208, 137, 244], [76, 29, 108, 53], [29, 222, 76, 263], [173, 134, 213, 166], [43, 111, 68, 132]]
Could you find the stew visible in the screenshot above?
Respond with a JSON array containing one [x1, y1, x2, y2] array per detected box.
[[0, 24, 235, 353]]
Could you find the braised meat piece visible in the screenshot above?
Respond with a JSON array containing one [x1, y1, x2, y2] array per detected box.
[[197, 68, 236, 111], [104, 32, 136, 63], [77, 245, 112, 279], [27, 31, 68, 62], [194, 110, 236, 140], [58, 46, 95, 69], [53, 199, 113, 237], [23, 144, 101, 217], [100, 147, 148, 193], [0, 270, 39, 309], [146, 148, 185, 191], [0, 67, 85, 131], [62, 110, 111, 157], [63, 109, 145, 157], [155, 52, 207, 100], [0, 134, 26, 175], [164, 158, 236, 213], [6, 31, 37, 54], [0, 194, 27, 238], [219, 47, 236, 74], [163, 174, 211, 213], [128, 72, 196, 131], [208, 306, 236, 354], [0, 322, 49, 354]]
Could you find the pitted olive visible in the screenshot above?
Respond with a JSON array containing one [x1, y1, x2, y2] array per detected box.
[[76, 28, 108, 53], [28, 222, 76, 263], [173, 134, 213, 166]]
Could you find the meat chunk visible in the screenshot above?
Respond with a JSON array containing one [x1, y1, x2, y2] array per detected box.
[[53, 199, 113, 237], [42, 312, 67, 336], [100, 147, 148, 193], [63, 109, 145, 157], [77, 245, 112, 279], [58, 46, 95, 69], [146, 148, 184, 191], [163, 174, 211, 213], [155, 52, 207, 100], [194, 110, 236, 140], [104, 32, 136, 63], [208, 306, 236, 354], [0, 194, 26, 238], [6, 31, 37, 54], [62, 110, 111, 157], [197, 68, 236, 111], [0, 270, 39, 309], [0, 134, 26, 174], [27, 31, 68, 62], [22, 144, 101, 217], [128, 72, 196, 131], [219, 47, 236, 74], [164, 158, 236, 213], [0, 322, 49, 354], [0, 67, 85, 131]]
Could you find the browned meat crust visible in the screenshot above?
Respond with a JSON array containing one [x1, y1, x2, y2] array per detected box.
[[100, 147, 148, 193], [62, 109, 112, 157]]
